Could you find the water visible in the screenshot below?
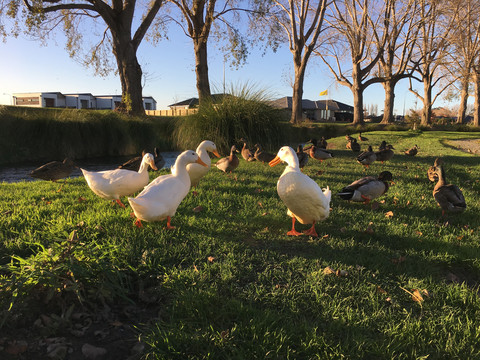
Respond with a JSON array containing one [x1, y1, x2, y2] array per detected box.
[[0, 151, 180, 183]]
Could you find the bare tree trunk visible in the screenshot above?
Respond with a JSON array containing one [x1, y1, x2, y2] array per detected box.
[[112, 35, 145, 115], [421, 75, 433, 126], [194, 39, 212, 106], [456, 78, 469, 124], [290, 53, 307, 124], [381, 80, 395, 124], [352, 87, 364, 125], [474, 71, 480, 126]]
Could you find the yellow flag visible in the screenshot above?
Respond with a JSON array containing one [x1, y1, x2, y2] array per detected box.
[[319, 90, 328, 96]]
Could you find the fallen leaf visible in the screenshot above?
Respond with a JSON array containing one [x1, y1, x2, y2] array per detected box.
[[379, 200, 386, 204], [193, 205, 204, 213], [254, 188, 263, 193], [322, 234, 329, 239], [207, 256, 215, 263], [411, 289, 424, 303], [385, 211, 394, 218], [406, 200, 411, 206], [193, 265, 199, 272], [220, 330, 230, 339], [376, 286, 387, 294], [258, 202, 263, 208], [456, 235, 464, 241], [323, 266, 336, 275], [261, 212, 269, 216], [78, 196, 86, 202], [415, 231, 423, 236]]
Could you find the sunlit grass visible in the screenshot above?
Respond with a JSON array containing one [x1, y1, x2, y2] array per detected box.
[[1, 130, 480, 358]]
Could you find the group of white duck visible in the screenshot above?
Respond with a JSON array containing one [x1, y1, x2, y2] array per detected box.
[[29, 134, 467, 236]]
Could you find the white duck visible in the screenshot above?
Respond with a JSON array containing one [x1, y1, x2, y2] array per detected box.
[[128, 150, 207, 228], [186, 140, 220, 188], [81, 153, 157, 207], [269, 146, 331, 237]]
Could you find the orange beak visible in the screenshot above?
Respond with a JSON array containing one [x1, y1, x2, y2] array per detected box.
[[213, 150, 221, 158], [196, 157, 208, 167], [149, 159, 158, 171], [269, 156, 282, 167]]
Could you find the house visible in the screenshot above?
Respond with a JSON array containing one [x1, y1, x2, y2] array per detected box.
[[12, 92, 156, 110], [168, 93, 231, 110], [270, 96, 354, 122]]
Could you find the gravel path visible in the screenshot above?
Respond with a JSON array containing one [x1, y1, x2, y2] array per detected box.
[[447, 139, 480, 155]]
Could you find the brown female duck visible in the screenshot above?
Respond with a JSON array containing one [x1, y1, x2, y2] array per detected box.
[[433, 164, 466, 216], [356, 145, 376, 169], [216, 145, 240, 173], [29, 158, 75, 191], [254, 144, 276, 163]]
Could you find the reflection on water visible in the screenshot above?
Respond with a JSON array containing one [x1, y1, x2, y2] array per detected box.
[[0, 152, 180, 183]]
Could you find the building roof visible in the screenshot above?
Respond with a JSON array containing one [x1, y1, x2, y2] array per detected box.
[[168, 93, 231, 108], [270, 96, 353, 112]]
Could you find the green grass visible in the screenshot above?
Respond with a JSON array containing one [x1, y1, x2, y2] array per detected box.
[[1, 130, 480, 359]]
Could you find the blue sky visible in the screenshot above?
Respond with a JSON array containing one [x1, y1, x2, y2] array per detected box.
[[0, 27, 442, 115]]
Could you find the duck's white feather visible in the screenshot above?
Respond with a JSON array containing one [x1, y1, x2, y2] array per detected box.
[[128, 150, 200, 222], [186, 140, 218, 186], [81, 153, 155, 200], [274, 146, 331, 224]]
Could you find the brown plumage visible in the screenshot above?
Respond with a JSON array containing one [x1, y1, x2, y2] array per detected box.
[[239, 138, 255, 161], [349, 138, 361, 152], [118, 148, 165, 171], [427, 158, 440, 182], [375, 145, 394, 163], [29, 158, 75, 191], [296, 144, 309, 169], [216, 145, 239, 173], [356, 145, 376, 168], [433, 165, 466, 216], [358, 132, 369, 141], [379, 141, 387, 150], [309, 145, 334, 162], [254, 144, 276, 163], [404, 145, 418, 156]]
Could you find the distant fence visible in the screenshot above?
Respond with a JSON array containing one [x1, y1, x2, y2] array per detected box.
[[146, 109, 198, 116]]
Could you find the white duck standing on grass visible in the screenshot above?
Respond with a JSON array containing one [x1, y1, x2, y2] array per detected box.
[[81, 153, 157, 208], [186, 140, 220, 193], [128, 150, 207, 229], [269, 146, 331, 237]]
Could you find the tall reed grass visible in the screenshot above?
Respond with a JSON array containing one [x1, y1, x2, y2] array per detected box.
[[172, 83, 288, 153], [0, 106, 174, 164]]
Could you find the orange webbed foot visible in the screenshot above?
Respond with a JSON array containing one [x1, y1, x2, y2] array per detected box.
[[303, 223, 318, 237], [165, 216, 175, 230], [287, 230, 304, 236], [115, 199, 126, 208], [134, 219, 143, 228], [361, 195, 371, 204]]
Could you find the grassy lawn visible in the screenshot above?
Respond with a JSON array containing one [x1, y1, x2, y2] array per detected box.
[[1, 130, 480, 359]]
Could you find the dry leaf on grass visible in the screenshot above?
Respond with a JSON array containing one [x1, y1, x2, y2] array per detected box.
[[336, 269, 348, 277], [411, 289, 424, 303], [207, 256, 215, 263], [385, 211, 394, 218], [376, 286, 387, 294], [322, 234, 329, 239], [323, 266, 336, 275], [193, 205, 204, 213]]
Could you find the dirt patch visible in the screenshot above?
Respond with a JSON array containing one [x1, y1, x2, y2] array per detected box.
[[446, 139, 480, 155]]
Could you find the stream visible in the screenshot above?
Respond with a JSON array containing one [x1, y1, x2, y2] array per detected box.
[[0, 152, 180, 183]]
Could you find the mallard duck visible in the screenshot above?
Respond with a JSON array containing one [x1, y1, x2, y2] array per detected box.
[[404, 145, 418, 156], [358, 132, 369, 141], [337, 171, 393, 204], [118, 148, 165, 172], [216, 145, 240, 173], [186, 140, 221, 187], [240, 138, 255, 161], [309, 145, 334, 162], [254, 144, 276, 163], [269, 146, 331, 237], [433, 164, 466, 216], [345, 134, 354, 142], [128, 150, 207, 228], [296, 144, 309, 169], [379, 141, 387, 150], [81, 153, 157, 207], [319, 137, 328, 149], [375, 145, 394, 163], [427, 158, 440, 182], [350, 138, 361, 152], [29, 158, 75, 190], [357, 145, 376, 168]]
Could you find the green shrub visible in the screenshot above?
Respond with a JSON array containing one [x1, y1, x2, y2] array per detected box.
[[172, 84, 288, 153]]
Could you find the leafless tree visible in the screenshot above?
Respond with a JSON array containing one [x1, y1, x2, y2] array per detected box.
[[317, 0, 389, 125], [253, 0, 328, 124], [166, 0, 250, 107], [2, 0, 165, 115], [408, 0, 457, 126], [374, 0, 420, 124]]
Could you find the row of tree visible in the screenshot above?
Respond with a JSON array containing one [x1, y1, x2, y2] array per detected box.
[[1, 0, 479, 126]]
